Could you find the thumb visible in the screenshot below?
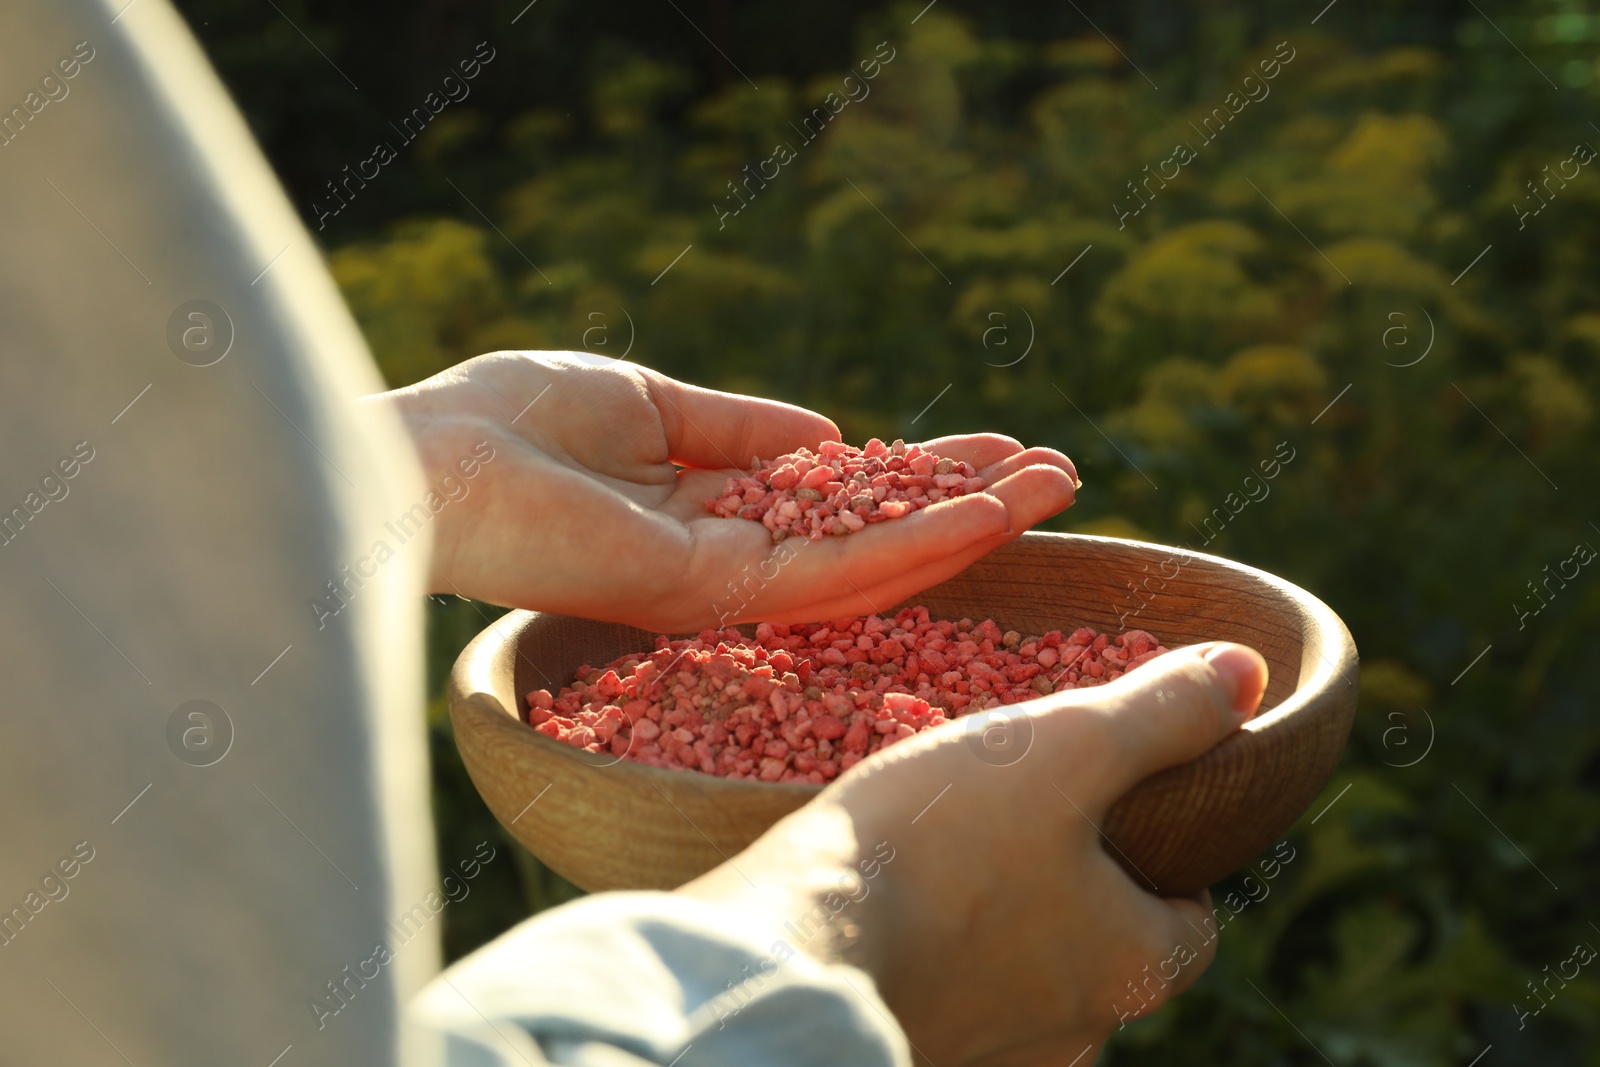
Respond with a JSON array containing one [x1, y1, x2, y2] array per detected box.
[[643, 369, 841, 470], [1089, 642, 1269, 804]]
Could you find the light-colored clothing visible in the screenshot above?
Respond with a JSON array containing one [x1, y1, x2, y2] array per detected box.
[[414, 893, 907, 1066], [0, 3, 905, 1065]]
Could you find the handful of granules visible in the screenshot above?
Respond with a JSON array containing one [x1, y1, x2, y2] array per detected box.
[[705, 439, 986, 542]]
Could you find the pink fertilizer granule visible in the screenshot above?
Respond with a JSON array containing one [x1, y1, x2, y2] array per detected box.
[[705, 439, 986, 542], [525, 607, 1172, 784]]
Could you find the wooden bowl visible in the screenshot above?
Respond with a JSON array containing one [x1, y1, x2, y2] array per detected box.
[[448, 532, 1358, 895]]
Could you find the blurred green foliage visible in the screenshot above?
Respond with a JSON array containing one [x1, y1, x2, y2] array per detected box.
[[183, 0, 1600, 1061]]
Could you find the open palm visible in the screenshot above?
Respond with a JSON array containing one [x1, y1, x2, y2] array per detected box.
[[376, 351, 1078, 632]]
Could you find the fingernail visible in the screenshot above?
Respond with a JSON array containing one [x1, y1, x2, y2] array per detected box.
[[1203, 644, 1261, 715]]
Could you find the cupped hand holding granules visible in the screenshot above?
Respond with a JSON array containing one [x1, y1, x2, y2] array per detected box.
[[375, 352, 1077, 632], [705, 438, 989, 541]]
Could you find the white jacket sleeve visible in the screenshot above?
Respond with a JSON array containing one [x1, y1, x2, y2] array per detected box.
[[0, 2, 440, 1064], [413, 893, 911, 1067], [0, 5, 912, 1067]]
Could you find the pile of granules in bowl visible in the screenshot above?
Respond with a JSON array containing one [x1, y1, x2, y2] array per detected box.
[[525, 607, 1171, 784], [705, 439, 985, 542]]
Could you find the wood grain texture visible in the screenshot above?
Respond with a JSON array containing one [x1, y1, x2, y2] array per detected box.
[[448, 531, 1359, 895]]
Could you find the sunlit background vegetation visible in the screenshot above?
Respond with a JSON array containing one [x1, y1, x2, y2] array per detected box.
[[180, 0, 1600, 1061]]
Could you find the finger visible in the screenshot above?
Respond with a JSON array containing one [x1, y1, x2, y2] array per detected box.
[[1078, 643, 1268, 805], [781, 536, 1007, 622], [832, 460, 1077, 597], [642, 370, 840, 471], [917, 432, 1025, 471], [979, 460, 1079, 530], [1157, 891, 1222, 996], [975, 445, 1080, 489], [1112, 887, 1220, 1018], [756, 529, 1013, 623]]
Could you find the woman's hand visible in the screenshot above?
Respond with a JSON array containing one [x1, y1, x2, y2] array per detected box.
[[679, 642, 1270, 1066], [372, 350, 1078, 631]]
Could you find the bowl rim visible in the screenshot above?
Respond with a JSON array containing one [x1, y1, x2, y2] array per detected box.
[[450, 530, 1353, 794]]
